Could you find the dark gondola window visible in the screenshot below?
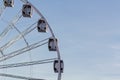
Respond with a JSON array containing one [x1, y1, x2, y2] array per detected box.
[[48, 38, 57, 51], [54, 60, 64, 73], [22, 4, 32, 17], [3, 0, 14, 7], [37, 19, 47, 32]]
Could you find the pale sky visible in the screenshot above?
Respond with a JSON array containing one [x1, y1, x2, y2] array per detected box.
[[1, 0, 120, 80]]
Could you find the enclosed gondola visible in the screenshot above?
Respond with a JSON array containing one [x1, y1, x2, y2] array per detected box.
[[54, 60, 64, 73], [3, 0, 14, 7], [22, 4, 33, 17], [48, 37, 57, 51], [37, 19, 47, 32]]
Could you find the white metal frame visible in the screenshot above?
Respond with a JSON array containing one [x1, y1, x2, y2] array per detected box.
[[0, 0, 63, 80]]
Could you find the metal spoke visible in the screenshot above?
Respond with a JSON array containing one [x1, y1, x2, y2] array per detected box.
[[0, 58, 57, 69], [14, 25, 29, 46], [20, 0, 28, 3], [0, 10, 22, 42], [0, 73, 45, 80], [0, 38, 49, 62], [0, 21, 37, 51]]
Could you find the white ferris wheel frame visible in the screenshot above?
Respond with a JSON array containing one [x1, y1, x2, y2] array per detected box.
[[0, 0, 63, 80]]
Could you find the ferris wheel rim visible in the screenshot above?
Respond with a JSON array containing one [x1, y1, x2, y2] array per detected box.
[[24, 1, 62, 80], [22, 0, 63, 80], [0, 0, 63, 80]]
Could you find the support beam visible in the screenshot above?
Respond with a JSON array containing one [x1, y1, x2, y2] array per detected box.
[[0, 21, 37, 51], [0, 10, 22, 42], [20, 0, 28, 3], [0, 38, 49, 62], [0, 58, 56, 69], [0, 73, 45, 80]]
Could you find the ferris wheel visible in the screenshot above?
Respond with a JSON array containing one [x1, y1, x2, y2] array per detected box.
[[0, 0, 64, 80]]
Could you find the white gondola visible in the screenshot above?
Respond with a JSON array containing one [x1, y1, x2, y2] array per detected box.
[[37, 19, 47, 32], [48, 37, 57, 51], [54, 60, 64, 73], [22, 4, 33, 17], [3, 0, 14, 7]]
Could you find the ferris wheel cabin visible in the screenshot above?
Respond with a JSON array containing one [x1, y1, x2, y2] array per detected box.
[[37, 19, 47, 32], [54, 60, 64, 73], [3, 0, 14, 7], [48, 37, 57, 51], [22, 4, 33, 17]]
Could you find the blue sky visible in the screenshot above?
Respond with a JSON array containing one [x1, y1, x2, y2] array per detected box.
[[1, 0, 120, 80], [32, 0, 120, 80]]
